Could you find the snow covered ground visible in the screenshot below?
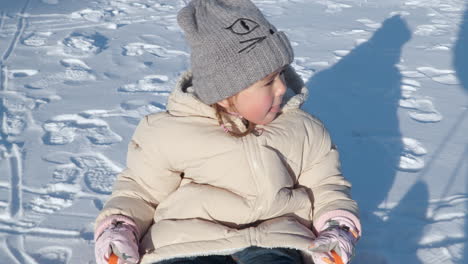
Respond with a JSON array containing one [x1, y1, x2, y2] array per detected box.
[[0, 0, 466, 263]]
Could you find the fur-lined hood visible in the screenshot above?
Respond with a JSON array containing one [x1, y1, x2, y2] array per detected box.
[[166, 65, 309, 119]]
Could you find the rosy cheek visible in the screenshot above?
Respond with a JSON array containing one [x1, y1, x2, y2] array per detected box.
[[251, 97, 269, 114], [259, 94, 273, 105]]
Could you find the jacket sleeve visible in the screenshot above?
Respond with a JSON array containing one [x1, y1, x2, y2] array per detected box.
[[297, 114, 360, 232], [95, 114, 182, 240]]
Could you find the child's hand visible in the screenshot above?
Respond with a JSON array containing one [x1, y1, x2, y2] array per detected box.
[[94, 215, 140, 264], [308, 218, 359, 264]]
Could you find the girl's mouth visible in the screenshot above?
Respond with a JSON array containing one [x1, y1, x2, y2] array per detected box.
[[269, 105, 281, 113]]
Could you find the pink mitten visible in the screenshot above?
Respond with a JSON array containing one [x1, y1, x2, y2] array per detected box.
[[94, 215, 140, 264], [309, 216, 359, 264]]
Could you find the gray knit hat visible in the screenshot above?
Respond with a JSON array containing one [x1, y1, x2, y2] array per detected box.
[[177, 0, 294, 105]]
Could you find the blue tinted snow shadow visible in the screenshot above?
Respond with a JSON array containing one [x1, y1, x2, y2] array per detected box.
[[303, 14, 410, 214], [383, 181, 429, 263], [453, 4, 468, 264], [302, 15, 424, 263], [454, 5, 468, 95], [0, 0, 29, 15]]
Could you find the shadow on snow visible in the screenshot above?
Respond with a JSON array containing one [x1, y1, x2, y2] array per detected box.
[[453, 3, 468, 264], [301, 15, 428, 263]]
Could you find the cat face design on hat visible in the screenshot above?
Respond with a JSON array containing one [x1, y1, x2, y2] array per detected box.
[[225, 18, 276, 54]]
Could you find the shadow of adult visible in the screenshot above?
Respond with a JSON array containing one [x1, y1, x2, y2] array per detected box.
[[0, 0, 29, 15], [301, 15, 419, 263], [453, 4, 468, 264], [349, 181, 429, 264], [454, 4, 468, 95], [380, 181, 429, 263], [303, 14, 411, 214]]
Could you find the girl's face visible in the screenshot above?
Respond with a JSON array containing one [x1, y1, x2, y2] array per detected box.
[[217, 67, 287, 125]]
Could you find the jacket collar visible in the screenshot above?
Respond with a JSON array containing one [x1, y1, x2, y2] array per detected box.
[[166, 65, 309, 119]]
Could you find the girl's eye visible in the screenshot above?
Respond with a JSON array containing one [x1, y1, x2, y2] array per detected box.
[[266, 80, 274, 86], [265, 69, 285, 86]]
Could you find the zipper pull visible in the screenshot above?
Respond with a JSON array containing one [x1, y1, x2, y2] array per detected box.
[[108, 253, 118, 264]]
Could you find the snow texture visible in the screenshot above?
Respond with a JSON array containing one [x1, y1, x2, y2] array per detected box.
[[0, 0, 467, 263]]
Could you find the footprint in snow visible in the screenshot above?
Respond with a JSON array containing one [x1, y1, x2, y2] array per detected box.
[[25, 59, 95, 89], [1, 92, 38, 136], [62, 32, 108, 57], [74, 100, 166, 126], [354, 38, 369, 46], [331, 29, 369, 37], [400, 78, 422, 99], [400, 98, 443, 123], [398, 77, 443, 123], [80, 100, 165, 125], [333, 49, 350, 60], [46, 31, 108, 58], [28, 181, 80, 214], [109, 0, 159, 14], [400, 84, 419, 99], [253, 1, 286, 16], [22, 31, 53, 47], [377, 136, 427, 172], [356, 18, 382, 29], [32, 246, 72, 264], [119, 74, 171, 93], [71, 153, 121, 194], [59, 58, 91, 70], [2, 91, 37, 112], [291, 58, 318, 82], [8, 69, 39, 78], [70, 8, 118, 23], [59, 58, 96, 85], [27, 159, 81, 214], [314, 1, 352, 13], [424, 44, 451, 51], [404, 0, 462, 12], [42, 114, 122, 145], [1, 92, 58, 137], [398, 137, 427, 172], [122, 42, 188, 58], [414, 24, 450, 37], [42, 152, 121, 195], [417, 66, 460, 85], [130, 2, 151, 9], [152, 2, 177, 12], [30, 153, 121, 215], [4, 112, 27, 136], [401, 71, 426, 79]]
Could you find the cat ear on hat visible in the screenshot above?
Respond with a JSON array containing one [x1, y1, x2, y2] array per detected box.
[[177, 1, 200, 42]]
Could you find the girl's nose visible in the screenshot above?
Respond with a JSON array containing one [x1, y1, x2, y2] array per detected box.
[[275, 78, 287, 96]]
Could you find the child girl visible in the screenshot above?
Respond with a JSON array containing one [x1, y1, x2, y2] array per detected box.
[[94, 0, 361, 263]]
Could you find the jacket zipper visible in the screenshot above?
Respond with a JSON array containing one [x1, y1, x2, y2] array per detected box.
[[242, 134, 265, 223]]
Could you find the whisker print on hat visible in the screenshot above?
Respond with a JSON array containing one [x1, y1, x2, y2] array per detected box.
[[177, 0, 294, 105], [239, 36, 267, 53]]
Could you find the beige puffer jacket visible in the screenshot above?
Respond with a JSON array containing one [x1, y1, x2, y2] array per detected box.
[[96, 66, 359, 264]]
